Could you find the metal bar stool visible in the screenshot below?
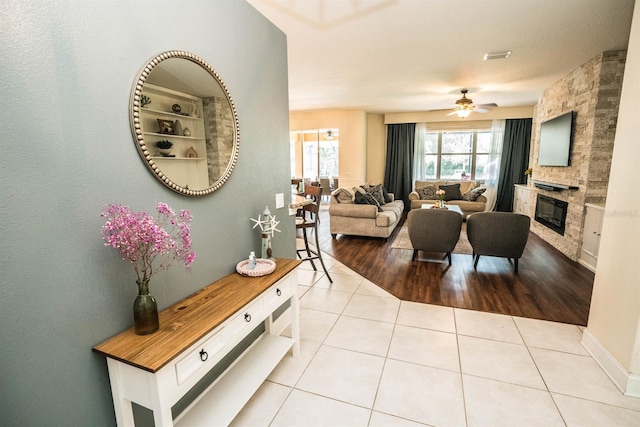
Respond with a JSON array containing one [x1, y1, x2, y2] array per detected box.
[[296, 202, 332, 283]]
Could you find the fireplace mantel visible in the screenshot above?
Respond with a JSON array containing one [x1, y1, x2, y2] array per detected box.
[[531, 180, 579, 191]]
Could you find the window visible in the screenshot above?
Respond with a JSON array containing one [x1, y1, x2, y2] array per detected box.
[[423, 129, 491, 181], [291, 129, 339, 179]]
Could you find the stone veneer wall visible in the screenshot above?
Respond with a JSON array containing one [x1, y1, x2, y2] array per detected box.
[[528, 50, 626, 260], [203, 96, 235, 186]]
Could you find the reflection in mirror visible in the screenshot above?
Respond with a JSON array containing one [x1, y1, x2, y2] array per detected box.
[[130, 51, 239, 196]]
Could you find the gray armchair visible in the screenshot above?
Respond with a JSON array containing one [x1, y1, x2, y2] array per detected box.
[[466, 212, 530, 273], [407, 208, 463, 265]]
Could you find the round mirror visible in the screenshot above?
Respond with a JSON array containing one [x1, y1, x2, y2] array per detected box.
[[130, 51, 239, 196]]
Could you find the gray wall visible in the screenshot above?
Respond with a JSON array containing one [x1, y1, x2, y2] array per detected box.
[[0, 1, 294, 425]]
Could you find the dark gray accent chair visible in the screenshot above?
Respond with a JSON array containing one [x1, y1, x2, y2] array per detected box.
[[466, 212, 530, 273], [407, 208, 463, 265]]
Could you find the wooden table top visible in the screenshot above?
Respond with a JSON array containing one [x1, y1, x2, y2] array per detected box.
[[93, 258, 300, 373], [289, 194, 313, 209]]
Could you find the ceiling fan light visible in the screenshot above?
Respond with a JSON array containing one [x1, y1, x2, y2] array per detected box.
[[456, 109, 471, 118]]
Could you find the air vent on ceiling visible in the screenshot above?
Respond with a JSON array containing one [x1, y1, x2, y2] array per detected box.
[[483, 51, 512, 60]]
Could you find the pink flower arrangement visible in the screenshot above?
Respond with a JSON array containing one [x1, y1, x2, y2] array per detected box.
[[436, 189, 446, 201], [101, 202, 196, 282]]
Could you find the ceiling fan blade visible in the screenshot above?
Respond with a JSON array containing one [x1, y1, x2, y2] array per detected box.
[[474, 103, 498, 108]]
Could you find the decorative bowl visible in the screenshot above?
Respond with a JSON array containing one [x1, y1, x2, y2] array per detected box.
[[236, 258, 276, 277]]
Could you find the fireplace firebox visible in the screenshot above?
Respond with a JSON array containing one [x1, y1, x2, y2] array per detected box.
[[534, 194, 568, 235]]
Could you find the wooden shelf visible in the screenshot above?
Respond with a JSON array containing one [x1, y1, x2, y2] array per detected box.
[[144, 132, 203, 141], [152, 156, 205, 161], [141, 107, 201, 120], [531, 180, 578, 191]]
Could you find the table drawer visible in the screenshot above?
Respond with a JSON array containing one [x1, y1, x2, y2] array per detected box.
[[226, 297, 265, 340], [175, 328, 225, 385], [264, 276, 293, 309]]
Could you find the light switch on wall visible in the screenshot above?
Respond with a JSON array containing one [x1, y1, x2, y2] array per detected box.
[[275, 193, 284, 209]]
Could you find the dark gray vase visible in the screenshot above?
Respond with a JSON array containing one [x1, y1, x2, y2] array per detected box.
[[133, 279, 159, 335]]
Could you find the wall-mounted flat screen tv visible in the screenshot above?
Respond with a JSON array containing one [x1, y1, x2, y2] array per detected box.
[[538, 111, 574, 166]]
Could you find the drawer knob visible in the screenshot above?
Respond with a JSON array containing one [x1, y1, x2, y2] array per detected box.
[[276, 288, 282, 296], [244, 313, 251, 322], [199, 349, 208, 362]]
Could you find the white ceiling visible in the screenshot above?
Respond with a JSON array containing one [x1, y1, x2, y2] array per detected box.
[[247, 0, 635, 114]]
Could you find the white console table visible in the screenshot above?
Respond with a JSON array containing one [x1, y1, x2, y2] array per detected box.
[[94, 258, 300, 426]]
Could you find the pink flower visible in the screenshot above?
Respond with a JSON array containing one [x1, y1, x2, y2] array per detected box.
[[100, 202, 196, 282], [435, 189, 446, 201]]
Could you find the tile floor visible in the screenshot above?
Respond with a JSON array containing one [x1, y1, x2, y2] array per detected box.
[[231, 249, 640, 426]]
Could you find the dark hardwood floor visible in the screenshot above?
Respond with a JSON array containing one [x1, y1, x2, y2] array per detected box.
[[310, 204, 594, 326]]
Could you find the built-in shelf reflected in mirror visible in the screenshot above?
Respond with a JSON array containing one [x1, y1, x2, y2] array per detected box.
[[130, 50, 239, 196]]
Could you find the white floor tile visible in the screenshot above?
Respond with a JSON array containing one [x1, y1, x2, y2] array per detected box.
[[324, 315, 394, 357], [388, 324, 460, 372], [355, 278, 399, 299], [294, 308, 339, 343], [397, 301, 456, 333], [463, 375, 564, 427], [329, 262, 363, 276], [299, 287, 353, 314], [296, 345, 385, 408], [342, 293, 400, 323], [230, 381, 291, 427], [530, 347, 640, 411], [368, 411, 429, 426], [270, 389, 371, 427], [267, 339, 321, 387], [313, 271, 363, 293], [458, 335, 546, 389], [271, 250, 640, 425], [292, 267, 324, 287], [455, 308, 524, 344], [296, 283, 311, 299], [514, 316, 589, 355], [552, 393, 640, 426], [374, 359, 466, 426]]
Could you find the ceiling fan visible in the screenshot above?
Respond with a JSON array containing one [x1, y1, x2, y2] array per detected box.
[[447, 89, 497, 118]]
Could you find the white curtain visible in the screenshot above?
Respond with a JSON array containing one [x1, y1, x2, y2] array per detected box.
[[412, 122, 427, 184], [484, 119, 505, 211]]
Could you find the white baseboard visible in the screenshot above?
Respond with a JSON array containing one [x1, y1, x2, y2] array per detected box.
[[581, 328, 640, 397]]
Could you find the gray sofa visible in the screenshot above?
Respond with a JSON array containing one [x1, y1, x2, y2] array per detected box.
[[408, 180, 487, 218], [329, 187, 404, 239]]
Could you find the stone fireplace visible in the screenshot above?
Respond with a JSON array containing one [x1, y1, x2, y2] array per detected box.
[[535, 194, 568, 235], [528, 50, 625, 260]]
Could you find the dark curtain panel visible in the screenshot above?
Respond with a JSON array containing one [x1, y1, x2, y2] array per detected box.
[[383, 123, 416, 210], [495, 118, 532, 212]]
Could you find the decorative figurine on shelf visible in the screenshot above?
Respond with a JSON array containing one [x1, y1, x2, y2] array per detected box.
[[250, 206, 280, 260], [172, 103, 182, 114], [140, 95, 151, 108], [188, 102, 200, 118]]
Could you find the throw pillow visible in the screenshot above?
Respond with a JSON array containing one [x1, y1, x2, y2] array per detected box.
[[416, 185, 437, 200], [354, 191, 382, 212], [381, 186, 392, 203], [352, 186, 367, 195], [362, 184, 386, 205], [462, 186, 487, 201], [439, 183, 463, 201], [333, 187, 354, 203]]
